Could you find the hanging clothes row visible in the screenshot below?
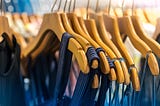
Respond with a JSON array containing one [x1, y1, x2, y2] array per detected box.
[[1, 0, 160, 106]]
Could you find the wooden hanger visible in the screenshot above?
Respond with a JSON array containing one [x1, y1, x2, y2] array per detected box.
[[62, 0, 100, 87], [60, 13, 99, 69], [118, 0, 159, 75], [92, 12, 131, 84], [134, 8, 149, 23], [114, 8, 123, 17], [83, 0, 126, 83], [70, 3, 119, 81], [11, 29, 27, 49], [61, 0, 100, 69], [0, 0, 13, 48], [77, 15, 116, 81], [103, 14, 140, 91], [22, 13, 89, 74], [21, 13, 30, 25], [84, 18, 124, 83], [118, 16, 159, 76], [66, 12, 112, 74], [143, 8, 158, 25], [5, 13, 27, 50], [131, 16, 160, 58], [153, 18, 160, 40], [67, 0, 117, 80], [0, 16, 13, 48], [30, 31, 57, 60]]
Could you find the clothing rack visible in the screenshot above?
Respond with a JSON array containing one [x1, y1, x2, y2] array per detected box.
[[0, 0, 160, 106]]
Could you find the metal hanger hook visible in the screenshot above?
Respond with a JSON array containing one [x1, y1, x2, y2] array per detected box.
[[108, 0, 112, 15], [0, 0, 4, 16], [51, 0, 58, 12], [69, 0, 72, 12], [122, 0, 125, 16], [73, 0, 76, 12], [58, 0, 62, 11], [95, 0, 100, 12], [132, 0, 135, 16], [1, 0, 3, 16], [64, 0, 68, 12]]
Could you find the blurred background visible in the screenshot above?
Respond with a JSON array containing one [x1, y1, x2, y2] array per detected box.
[[2, 0, 160, 15]]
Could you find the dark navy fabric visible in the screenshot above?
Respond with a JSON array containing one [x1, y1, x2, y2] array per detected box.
[[155, 35, 160, 106], [95, 49, 114, 106], [133, 52, 159, 106], [52, 33, 101, 106], [0, 34, 26, 106], [52, 33, 73, 106], [77, 69, 100, 106], [96, 73, 110, 106], [25, 53, 58, 106], [78, 47, 100, 106]]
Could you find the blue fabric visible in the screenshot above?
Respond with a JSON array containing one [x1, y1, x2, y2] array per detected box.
[[53, 33, 101, 106], [4, 0, 33, 14], [96, 74, 110, 106], [23, 53, 58, 106], [0, 34, 26, 106]]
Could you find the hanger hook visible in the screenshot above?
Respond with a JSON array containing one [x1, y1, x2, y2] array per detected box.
[[132, 0, 135, 16], [58, 0, 62, 11], [1, 0, 3, 16], [64, 0, 68, 12], [51, 0, 58, 12], [69, 0, 72, 12], [95, 0, 99, 12], [0, 0, 4, 16], [73, 0, 76, 12], [86, 0, 90, 19], [108, 0, 112, 15], [122, 0, 125, 16]]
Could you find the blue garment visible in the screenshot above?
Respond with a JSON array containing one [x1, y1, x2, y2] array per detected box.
[[24, 53, 58, 106], [132, 53, 158, 106], [53, 33, 100, 106], [10, 0, 33, 14], [0, 34, 26, 106]]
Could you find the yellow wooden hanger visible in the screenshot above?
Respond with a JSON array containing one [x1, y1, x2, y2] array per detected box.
[[30, 31, 58, 60], [134, 8, 149, 23], [102, 0, 140, 90], [65, 0, 112, 75], [89, 0, 130, 84], [62, 0, 101, 88], [78, 0, 124, 83], [5, 13, 26, 49], [21, 13, 30, 25], [103, 14, 140, 90], [61, 13, 100, 69], [93, 14, 131, 84], [0, 2, 13, 48], [153, 18, 160, 40], [114, 8, 123, 17], [143, 8, 157, 25], [118, 0, 159, 76], [131, 15, 160, 58], [11, 29, 27, 49], [59, 0, 98, 69], [66, 14, 111, 74], [22, 5, 89, 75], [124, 1, 160, 58], [85, 18, 124, 83], [77, 15, 116, 81], [68, 0, 116, 80]]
